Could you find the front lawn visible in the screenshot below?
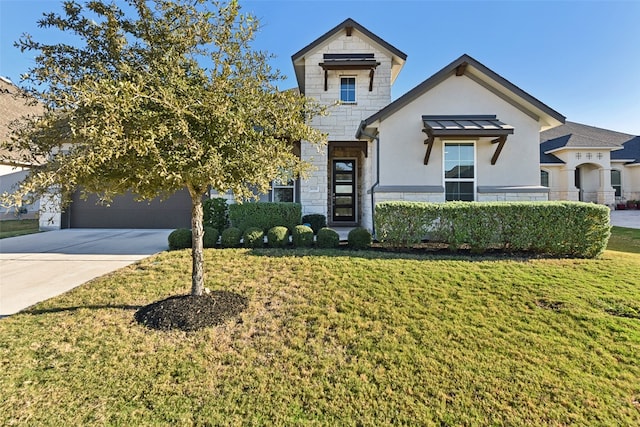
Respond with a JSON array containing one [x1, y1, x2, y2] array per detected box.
[[1, 247, 639, 425], [607, 226, 640, 254], [0, 219, 39, 239]]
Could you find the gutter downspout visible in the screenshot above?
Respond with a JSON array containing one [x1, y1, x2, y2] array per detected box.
[[356, 121, 380, 238]]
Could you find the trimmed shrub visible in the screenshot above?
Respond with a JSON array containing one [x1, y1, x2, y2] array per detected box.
[[203, 227, 219, 248], [374, 202, 439, 249], [267, 226, 290, 248], [374, 201, 611, 258], [348, 227, 372, 250], [292, 225, 314, 247], [316, 227, 340, 249], [221, 227, 242, 248], [243, 227, 265, 248], [204, 197, 229, 231], [168, 228, 192, 250], [302, 214, 327, 234], [229, 202, 301, 233]]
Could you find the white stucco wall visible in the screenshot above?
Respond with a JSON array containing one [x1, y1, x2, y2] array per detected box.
[[376, 74, 543, 191], [544, 148, 616, 204], [624, 164, 640, 200]]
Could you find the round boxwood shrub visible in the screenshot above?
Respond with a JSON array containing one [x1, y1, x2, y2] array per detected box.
[[267, 226, 290, 248], [243, 226, 265, 248], [348, 227, 372, 250], [203, 227, 219, 248], [168, 228, 192, 250], [221, 227, 242, 248], [292, 225, 314, 247], [302, 214, 327, 234], [316, 227, 340, 249]]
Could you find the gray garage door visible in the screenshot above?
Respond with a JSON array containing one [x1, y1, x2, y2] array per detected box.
[[64, 189, 192, 228]]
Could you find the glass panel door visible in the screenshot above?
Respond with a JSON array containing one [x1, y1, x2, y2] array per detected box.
[[332, 160, 356, 222]]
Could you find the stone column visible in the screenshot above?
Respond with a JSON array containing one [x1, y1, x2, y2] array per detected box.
[[597, 167, 615, 206], [560, 168, 579, 201], [299, 141, 328, 218], [39, 188, 63, 230]]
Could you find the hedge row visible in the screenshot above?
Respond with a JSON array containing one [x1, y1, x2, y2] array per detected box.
[[169, 226, 372, 250], [375, 201, 610, 258], [228, 202, 302, 233]]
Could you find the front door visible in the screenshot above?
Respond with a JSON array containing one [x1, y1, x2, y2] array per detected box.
[[575, 167, 583, 201], [332, 159, 356, 222]]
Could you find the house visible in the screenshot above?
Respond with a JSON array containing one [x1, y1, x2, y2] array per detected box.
[[292, 18, 566, 230], [0, 77, 43, 220], [33, 17, 640, 230], [540, 121, 640, 205]]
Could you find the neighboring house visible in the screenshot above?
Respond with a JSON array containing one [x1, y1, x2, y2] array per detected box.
[[0, 76, 43, 220], [36, 17, 640, 230], [540, 121, 640, 204]]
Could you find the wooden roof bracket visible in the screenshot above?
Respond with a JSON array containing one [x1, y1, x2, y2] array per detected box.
[[369, 69, 375, 92], [423, 129, 435, 165], [324, 69, 328, 91], [455, 62, 468, 76], [491, 135, 507, 165]]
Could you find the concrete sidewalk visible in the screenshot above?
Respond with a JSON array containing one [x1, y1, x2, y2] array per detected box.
[[0, 229, 171, 317], [610, 210, 640, 229]]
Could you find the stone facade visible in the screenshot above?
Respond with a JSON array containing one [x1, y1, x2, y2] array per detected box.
[[297, 28, 396, 223]]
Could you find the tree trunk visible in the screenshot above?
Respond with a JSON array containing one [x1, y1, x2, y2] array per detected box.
[[188, 185, 205, 296]]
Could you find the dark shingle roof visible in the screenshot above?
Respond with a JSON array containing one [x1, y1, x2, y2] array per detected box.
[[541, 121, 634, 147], [540, 121, 640, 164], [539, 135, 568, 164], [612, 136, 640, 164]]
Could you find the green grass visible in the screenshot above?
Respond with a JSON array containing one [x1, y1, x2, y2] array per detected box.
[[607, 226, 640, 254], [1, 247, 639, 425], [0, 219, 39, 239]]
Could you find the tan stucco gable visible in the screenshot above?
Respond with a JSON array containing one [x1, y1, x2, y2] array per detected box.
[[357, 54, 565, 139]]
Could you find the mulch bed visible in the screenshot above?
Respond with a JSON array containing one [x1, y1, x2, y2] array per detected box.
[[135, 290, 248, 332]]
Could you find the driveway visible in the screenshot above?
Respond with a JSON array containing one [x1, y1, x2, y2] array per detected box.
[[610, 210, 640, 229], [0, 229, 171, 317]]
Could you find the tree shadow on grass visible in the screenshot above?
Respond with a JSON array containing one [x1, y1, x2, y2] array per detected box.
[[243, 246, 555, 263], [21, 304, 143, 316]]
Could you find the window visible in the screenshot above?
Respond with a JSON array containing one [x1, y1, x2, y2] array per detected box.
[[611, 169, 621, 198], [340, 77, 356, 103], [540, 170, 549, 187], [444, 142, 475, 201], [272, 176, 295, 202]]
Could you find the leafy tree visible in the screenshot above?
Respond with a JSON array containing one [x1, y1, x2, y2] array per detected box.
[[2, 0, 325, 296]]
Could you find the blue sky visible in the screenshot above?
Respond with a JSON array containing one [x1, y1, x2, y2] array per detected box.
[[1, 0, 639, 134]]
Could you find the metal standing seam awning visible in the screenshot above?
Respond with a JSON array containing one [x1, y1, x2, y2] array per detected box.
[[319, 53, 381, 91], [421, 115, 514, 165]]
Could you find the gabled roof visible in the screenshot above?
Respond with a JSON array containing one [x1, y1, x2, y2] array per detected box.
[[540, 121, 640, 165], [612, 136, 640, 164], [291, 18, 407, 64], [357, 54, 565, 138], [541, 121, 635, 147], [291, 18, 407, 93], [540, 150, 565, 165]]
